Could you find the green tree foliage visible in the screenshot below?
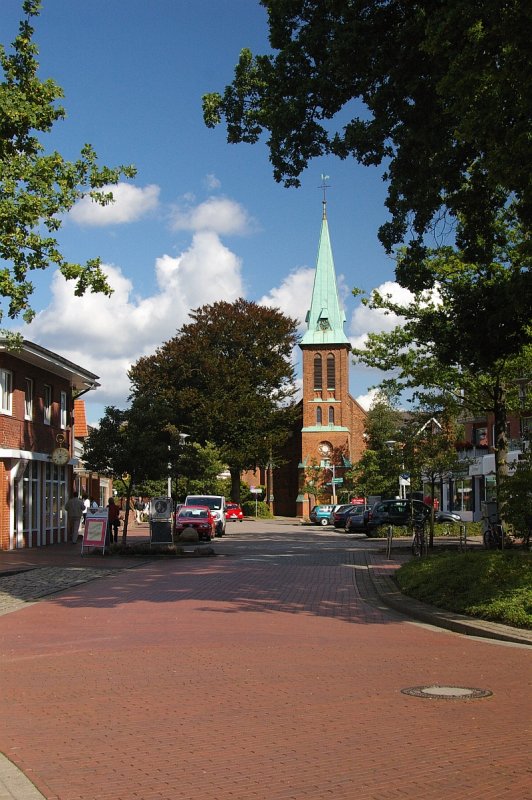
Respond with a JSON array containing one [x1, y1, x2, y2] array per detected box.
[[352, 215, 531, 500], [0, 1, 135, 323], [347, 395, 404, 498], [204, 0, 531, 270], [499, 449, 532, 547], [82, 401, 168, 542], [129, 298, 299, 502]]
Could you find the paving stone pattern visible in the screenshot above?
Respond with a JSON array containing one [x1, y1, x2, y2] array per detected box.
[[0, 567, 124, 616], [0, 527, 529, 800]]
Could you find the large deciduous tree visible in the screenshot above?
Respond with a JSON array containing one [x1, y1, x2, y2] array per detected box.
[[129, 298, 299, 502], [203, 0, 531, 272], [0, 0, 135, 323], [351, 231, 532, 506]]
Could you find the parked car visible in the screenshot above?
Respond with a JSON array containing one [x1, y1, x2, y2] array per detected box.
[[226, 502, 244, 522], [434, 509, 462, 524], [363, 499, 432, 535], [344, 505, 370, 533], [333, 504, 359, 528], [310, 504, 337, 526], [185, 494, 226, 536], [174, 505, 215, 541]]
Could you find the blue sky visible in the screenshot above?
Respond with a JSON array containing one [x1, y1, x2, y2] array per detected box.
[[3, 0, 407, 424]]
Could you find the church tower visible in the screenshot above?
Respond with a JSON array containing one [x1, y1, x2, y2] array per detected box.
[[297, 196, 366, 513]]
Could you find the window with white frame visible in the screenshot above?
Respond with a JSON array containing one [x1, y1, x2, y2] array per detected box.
[[60, 391, 67, 429], [44, 384, 52, 425], [0, 369, 13, 414], [25, 378, 33, 420]]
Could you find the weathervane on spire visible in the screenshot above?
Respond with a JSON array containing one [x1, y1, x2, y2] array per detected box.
[[319, 174, 330, 218]]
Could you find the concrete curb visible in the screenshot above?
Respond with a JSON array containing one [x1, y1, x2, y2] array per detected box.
[[365, 554, 532, 647], [0, 754, 46, 800]]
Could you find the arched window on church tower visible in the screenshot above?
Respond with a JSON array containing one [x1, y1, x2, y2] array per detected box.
[[314, 354, 322, 390], [327, 353, 335, 389], [328, 406, 335, 425], [316, 406, 322, 425]]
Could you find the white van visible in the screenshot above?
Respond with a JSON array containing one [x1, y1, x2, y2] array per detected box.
[[185, 495, 226, 537]]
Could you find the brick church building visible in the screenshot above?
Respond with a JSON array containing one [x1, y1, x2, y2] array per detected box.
[[246, 201, 367, 517]]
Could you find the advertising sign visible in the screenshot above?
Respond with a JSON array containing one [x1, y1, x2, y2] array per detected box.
[[81, 510, 109, 555]]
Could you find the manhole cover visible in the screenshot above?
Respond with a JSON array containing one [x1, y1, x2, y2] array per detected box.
[[401, 685, 492, 700]]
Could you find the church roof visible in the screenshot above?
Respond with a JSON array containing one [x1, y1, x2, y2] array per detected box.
[[300, 201, 350, 347]]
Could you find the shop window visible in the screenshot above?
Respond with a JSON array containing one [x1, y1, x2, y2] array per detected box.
[[314, 354, 322, 390], [453, 477, 473, 512]]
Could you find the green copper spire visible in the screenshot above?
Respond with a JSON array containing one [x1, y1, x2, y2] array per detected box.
[[300, 199, 349, 346]]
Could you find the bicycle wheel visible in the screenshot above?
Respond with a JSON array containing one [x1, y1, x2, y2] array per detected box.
[[412, 533, 422, 557], [483, 526, 496, 549]]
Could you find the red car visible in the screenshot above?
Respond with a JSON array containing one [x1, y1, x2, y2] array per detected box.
[[174, 505, 215, 541], [226, 502, 243, 522]]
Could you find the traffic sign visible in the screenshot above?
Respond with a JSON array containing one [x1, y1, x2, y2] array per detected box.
[[332, 477, 344, 484]]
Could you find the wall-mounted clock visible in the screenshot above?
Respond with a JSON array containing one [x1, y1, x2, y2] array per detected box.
[[51, 447, 69, 466]]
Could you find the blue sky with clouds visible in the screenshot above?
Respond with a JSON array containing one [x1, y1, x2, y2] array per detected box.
[[3, 0, 407, 424]]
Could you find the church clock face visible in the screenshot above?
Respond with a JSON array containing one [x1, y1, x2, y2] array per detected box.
[[318, 442, 331, 457]]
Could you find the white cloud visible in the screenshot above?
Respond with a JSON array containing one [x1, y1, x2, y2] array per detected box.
[[170, 196, 252, 235], [348, 280, 413, 349], [258, 266, 315, 332], [204, 173, 221, 191], [354, 387, 379, 411], [70, 183, 160, 226], [22, 231, 244, 420]]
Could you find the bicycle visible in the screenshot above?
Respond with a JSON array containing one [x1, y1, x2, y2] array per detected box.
[[411, 516, 426, 557], [483, 521, 510, 550]]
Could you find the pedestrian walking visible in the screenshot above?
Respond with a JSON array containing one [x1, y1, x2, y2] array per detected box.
[[107, 498, 121, 544], [134, 498, 144, 524], [65, 495, 85, 543]]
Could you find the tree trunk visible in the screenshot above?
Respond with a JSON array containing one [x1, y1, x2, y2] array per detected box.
[[121, 485, 133, 546], [230, 467, 241, 503], [493, 381, 509, 521], [429, 476, 436, 548]]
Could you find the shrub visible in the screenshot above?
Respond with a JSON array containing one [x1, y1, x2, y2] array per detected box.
[[242, 500, 274, 518], [397, 550, 532, 629]]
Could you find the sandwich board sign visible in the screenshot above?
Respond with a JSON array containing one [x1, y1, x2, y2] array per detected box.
[[81, 508, 109, 555]]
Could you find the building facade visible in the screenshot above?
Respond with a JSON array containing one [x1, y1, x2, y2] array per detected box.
[[0, 340, 99, 549]]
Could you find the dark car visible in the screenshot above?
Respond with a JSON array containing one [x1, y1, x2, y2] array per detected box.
[[332, 504, 359, 528], [174, 505, 215, 541], [344, 505, 369, 533], [363, 499, 432, 535], [435, 509, 462, 524]]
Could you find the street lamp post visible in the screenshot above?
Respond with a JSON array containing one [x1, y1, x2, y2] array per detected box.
[[384, 440, 409, 499], [168, 432, 189, 499]]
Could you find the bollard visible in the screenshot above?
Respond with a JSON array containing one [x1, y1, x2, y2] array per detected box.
[[459, 523, 467, 552], [386, 525, 393, 558]]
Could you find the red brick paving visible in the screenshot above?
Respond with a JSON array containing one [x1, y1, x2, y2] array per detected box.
[[0, 529, 530, 800]]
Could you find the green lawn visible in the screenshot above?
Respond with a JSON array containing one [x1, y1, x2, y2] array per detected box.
[[396, 550, 532, 629]]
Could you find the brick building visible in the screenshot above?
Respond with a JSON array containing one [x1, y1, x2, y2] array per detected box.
[[245, 201, 367, 516], [0, 340, 99, 549]]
